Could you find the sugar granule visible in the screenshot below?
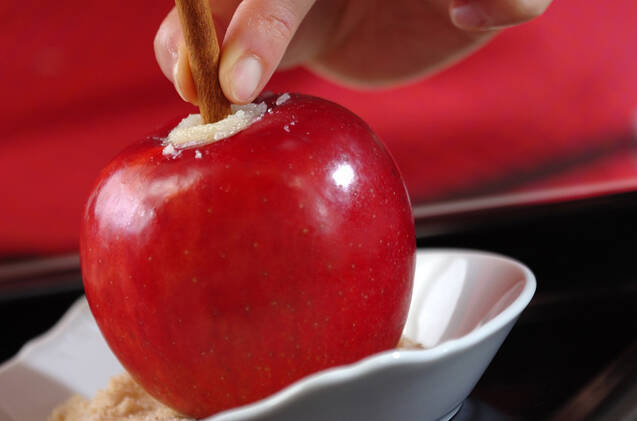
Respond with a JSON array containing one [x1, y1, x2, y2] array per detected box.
[[275, 93, 291, 106], [162, 143, 182, 159]]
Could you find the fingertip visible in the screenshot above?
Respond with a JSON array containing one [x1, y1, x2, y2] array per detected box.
[[218, 0, 316, 104], [174, 44, 199, 105], [155, 8, 182, 82], [450, 1, 491, 31], [155, 8, 200, 105], [220, 45, 264, 104], [450, 0, 551, 31]]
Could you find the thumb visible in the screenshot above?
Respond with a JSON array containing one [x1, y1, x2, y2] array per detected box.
[[219, 0, 316, 104]]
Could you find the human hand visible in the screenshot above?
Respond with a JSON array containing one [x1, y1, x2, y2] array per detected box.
[[154, 0, 552, 105]]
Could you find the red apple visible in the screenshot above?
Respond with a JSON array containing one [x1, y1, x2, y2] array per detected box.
[[81, 93, 415, 418]]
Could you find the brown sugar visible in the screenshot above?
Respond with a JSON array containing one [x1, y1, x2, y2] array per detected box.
[[49, 336, 422, 420], [48, 373, 192, 421]]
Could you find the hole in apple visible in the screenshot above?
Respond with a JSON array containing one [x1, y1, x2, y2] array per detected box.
[[164, 102, 268, 151]]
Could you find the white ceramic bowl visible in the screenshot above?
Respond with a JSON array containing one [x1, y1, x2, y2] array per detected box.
[[0, 249, 535, 421]]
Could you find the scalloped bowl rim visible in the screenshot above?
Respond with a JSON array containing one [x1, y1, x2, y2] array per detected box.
[[0, 248, 536, 421], [207, 248, 536, 420]]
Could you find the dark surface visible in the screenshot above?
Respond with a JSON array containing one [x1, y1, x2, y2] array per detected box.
[[3, 192, 637, 420], [419, 192, 637, 419]]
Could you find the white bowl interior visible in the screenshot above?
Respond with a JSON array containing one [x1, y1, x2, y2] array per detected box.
[[404, 251, 529, 348]]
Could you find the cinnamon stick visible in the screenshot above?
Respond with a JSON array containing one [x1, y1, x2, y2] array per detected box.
[[175, 0, 231, 123]]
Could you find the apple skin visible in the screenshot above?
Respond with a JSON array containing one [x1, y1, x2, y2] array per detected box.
[[81, 94, 416, 418]]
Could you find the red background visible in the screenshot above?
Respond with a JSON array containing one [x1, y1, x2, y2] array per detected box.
[[2, 0, 637, 255]]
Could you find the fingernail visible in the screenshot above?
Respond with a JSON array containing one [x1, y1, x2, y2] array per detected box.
[[173, 66, 188, 102], [173, 46, 188, 102], [450, 2, 491, 30], [230, 55, 262, 103]]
